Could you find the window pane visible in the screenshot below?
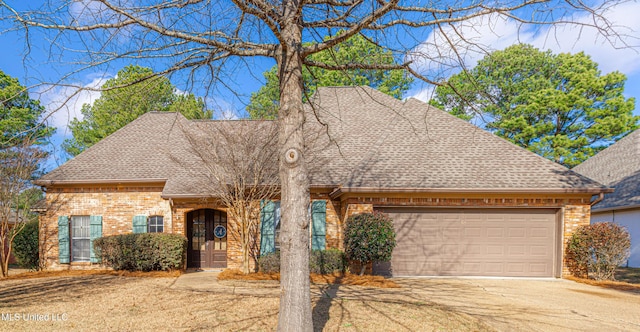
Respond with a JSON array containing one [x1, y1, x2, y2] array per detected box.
[[149, 216, 163, 233], [71, 216, 90, 262]]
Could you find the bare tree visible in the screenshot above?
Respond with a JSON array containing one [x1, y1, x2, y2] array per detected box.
[[176, 118, 280, 274], [0, 138, 47, 278], [1, 0, 631, 329]]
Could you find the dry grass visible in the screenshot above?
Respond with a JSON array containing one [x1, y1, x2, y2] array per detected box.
[[0, 273, 490, 331], [2, 269, 182, 281], [616, 267, 640, 284], [566, 275, 640, 294], [218, 269, 400, 288]]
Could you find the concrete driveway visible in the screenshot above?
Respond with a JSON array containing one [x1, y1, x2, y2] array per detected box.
[[393, 278, 640, 331], [173, 272, 640, 331]]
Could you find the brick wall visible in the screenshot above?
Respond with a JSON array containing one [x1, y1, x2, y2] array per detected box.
[[41, 186, 594, 277], [41, 186, 170, 270], [561, 205, 591, 276]]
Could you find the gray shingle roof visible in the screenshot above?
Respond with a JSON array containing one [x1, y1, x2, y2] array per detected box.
[[573, 129, 640, 211], [38, 86, 607, 196]]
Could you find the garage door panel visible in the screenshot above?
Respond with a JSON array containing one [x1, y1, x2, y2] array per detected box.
[[378, 208, 557, 277]]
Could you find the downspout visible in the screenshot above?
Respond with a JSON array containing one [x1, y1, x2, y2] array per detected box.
[[590, 192, 605, 206]]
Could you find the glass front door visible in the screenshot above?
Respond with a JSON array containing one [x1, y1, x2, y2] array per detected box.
[[187, 209, 227, 268]]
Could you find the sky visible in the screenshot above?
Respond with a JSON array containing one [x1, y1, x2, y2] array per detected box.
[[1, 1, 639, 171]]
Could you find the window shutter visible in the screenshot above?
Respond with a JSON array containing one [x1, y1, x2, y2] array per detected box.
[[260, 200, 276, 256], [89, 216, 103, 263], [58, 216, 70, 264], [132, 215, 147, 233], [311, 200, 327, 251]]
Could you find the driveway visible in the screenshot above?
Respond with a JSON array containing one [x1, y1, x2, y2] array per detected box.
[[173, 272, 640, 331], [392, 278, 640, 331]]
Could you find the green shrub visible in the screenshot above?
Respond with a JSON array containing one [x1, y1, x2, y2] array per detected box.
[[566, 222, 630, 280], [258, 250, 280, 273], [344, 212, 396, 275], [11, 220, 39, 270], [309, 249, 345, 274], [94, 233, 187, 271]]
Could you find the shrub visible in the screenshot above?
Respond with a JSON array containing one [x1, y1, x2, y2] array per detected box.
[[258, 250, 280, 273], [344, 212, 396, 275], [565, 222, 630, 280], [309, 249, 345, 274], [11, 220, 39, 270], [259, 249, 346, 274], [94, 233, 187, 271]]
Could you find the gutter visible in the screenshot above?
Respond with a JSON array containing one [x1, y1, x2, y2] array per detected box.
[[34, 178, 167, 186], [330, 186, 614, 200]]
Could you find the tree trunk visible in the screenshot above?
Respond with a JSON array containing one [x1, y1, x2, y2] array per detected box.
[[276, 4, 313, 331]]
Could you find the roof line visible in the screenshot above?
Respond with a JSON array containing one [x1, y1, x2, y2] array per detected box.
[[329, 186, 613, 199], [34, 178, 167, 186], [592, 203, 640, 213]]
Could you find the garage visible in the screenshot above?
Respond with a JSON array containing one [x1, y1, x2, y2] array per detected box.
[[377, 208, 559, 277]]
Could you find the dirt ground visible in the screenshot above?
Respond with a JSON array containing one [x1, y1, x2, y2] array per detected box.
[[0, 274, 489, 331]]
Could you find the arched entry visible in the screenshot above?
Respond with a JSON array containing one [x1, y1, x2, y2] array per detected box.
[[187, 209, 227, 268]]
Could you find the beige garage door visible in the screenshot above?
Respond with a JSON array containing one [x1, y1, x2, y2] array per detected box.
[[378, 208, 558, 277]]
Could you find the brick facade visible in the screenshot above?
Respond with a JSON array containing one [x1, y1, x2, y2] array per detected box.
[[40, 186, 592, 277]]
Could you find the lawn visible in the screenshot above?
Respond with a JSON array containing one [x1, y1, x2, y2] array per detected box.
[[616, 267, 640, 284], [0, 272, 491, 331]]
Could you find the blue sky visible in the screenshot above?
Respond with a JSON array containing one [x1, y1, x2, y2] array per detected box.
[[1, 1, 639, 170]]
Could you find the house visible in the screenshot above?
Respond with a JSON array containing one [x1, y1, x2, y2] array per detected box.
[[35, 86, 609, 277], [573, 129, 640, 267]]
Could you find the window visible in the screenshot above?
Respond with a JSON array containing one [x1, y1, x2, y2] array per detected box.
[[148, 216, 164, 233], [71, 216, 90, 262]]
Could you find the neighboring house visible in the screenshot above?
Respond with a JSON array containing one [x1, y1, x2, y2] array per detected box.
[[573, 129, 640, 267], [35, 86, 608, 277]]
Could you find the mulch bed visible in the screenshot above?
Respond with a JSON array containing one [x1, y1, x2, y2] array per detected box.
[[217, 269, 400, 288]]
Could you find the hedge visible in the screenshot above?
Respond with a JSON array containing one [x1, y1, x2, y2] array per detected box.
[[344, 212, 396, 275], [258, 249, 346, 274], [12, 220, 40, 270], [94, 233, 187, 271]]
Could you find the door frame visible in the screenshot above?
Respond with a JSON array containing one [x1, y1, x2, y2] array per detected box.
[[186, 209, 228, 269]]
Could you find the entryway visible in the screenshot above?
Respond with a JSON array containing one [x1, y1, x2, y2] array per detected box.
[[187, 209, 227, 268]]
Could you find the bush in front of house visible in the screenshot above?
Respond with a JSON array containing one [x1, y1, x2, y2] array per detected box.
[[259, 249, 346, 274], [94, 233, 187, 271], [258, 250, 280, 273], [309, 249, 346, 274], [11, 220, 40, 270], [565, 222, 630, 280], [344, 212, 396, 275]]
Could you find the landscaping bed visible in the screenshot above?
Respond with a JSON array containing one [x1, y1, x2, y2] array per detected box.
[[218, 269, 400, 288]]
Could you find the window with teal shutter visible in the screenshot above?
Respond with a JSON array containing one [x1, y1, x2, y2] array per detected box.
[[58, 216, 70, 264], [260, 200, 276, 256], [311, 200, 327, 250], [132, 215, 147, 233], [89, 216, 103, 263]]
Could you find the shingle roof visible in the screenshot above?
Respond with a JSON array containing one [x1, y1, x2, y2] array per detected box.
[[573, 129, 640, 211], [37, 86, 608, 196]]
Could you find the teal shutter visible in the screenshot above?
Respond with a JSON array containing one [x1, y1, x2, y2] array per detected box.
[[89, 216, 103, 263], [58, 216, 70, 264], [260, 200, 276, 256], [132, 215, 147, 233], [311, 200, 327, 251]]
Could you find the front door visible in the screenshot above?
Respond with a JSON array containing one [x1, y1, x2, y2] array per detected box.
[[187, 209, 228, 268]]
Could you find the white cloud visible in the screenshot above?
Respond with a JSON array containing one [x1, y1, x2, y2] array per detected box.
[[37, 74, 111, 136], [410, 1, 640, 101]]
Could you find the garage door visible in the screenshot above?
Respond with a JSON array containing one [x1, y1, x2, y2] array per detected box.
[[377, 208, 558, 277]]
